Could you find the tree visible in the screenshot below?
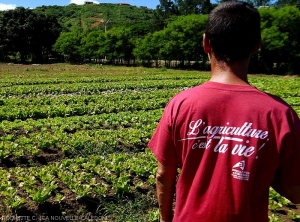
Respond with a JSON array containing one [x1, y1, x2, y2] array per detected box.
[[154, 0, 179, 29], [217, 0, 271, 7], [80, 30, 104, 61], [160, 14, 208, 67], [104, 27, 135, 65], [259, 6, 300, 73], [275, 0, 300, 8], [133, 32, 163, 66], [27, 12, 62, 63], [175, 0, 212, 15], [246, 0, 272, 7], [0, 7, 33, 62], [53, 31, 82, 63], [0, 7, 61, 63]]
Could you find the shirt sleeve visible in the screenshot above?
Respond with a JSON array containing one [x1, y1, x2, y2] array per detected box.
[[148, 102, 178, 167], [273, 110, 300, 186]]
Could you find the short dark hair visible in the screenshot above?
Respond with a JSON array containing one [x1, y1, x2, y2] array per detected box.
[[205, 1, 261, 63]]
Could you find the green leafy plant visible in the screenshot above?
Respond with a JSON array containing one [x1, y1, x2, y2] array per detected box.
[[268, 214, 283, 222], [31, 188, 53, 203], [288, 210, 300, 221]]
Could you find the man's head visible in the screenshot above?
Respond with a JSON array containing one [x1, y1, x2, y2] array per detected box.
[[205, 1, 261, 63]]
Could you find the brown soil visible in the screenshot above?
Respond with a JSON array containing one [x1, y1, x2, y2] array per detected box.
[[91, 17, 104, 28], [0, 149, 65, 168], [269, 204, 300, 221]]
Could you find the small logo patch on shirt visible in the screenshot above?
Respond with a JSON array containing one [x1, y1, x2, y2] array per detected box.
[[232, 160, 245, 170], [232, 160, 250, 181]]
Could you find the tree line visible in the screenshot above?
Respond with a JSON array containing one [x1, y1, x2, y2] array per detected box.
[[0, 1, 300, 74]]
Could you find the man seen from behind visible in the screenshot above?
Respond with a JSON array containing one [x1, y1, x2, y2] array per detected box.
[[148, 1, 300, 221]]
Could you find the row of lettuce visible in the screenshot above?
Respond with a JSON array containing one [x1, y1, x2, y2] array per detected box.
[[0, 150, 157, 210], [0, 109, 162, 158]]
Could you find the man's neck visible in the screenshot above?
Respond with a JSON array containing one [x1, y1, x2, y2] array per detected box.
[[209, 56, 250, 86]]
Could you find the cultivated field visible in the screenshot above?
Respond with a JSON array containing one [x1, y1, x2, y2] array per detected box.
[[0, 64, 299, 221]]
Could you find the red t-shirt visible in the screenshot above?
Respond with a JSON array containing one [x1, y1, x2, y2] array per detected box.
[[149, 81, 300, 222]]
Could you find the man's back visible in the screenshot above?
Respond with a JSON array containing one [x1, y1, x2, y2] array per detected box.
[[149, 81, 300, 221]]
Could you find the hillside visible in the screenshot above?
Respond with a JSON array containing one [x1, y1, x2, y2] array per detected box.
[[33, 3, 155, 32]]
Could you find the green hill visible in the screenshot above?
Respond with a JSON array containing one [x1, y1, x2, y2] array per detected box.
[[33, 3, 155, 32]]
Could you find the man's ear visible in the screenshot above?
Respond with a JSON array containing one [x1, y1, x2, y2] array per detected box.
[[251, 38, 261, 54], [203, 33, 211, 54]]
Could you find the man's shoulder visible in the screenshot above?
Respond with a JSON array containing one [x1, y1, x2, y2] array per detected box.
[[260, 92, 296, 112], [166, 85, 202, 108], [171, 84, 206, 99]]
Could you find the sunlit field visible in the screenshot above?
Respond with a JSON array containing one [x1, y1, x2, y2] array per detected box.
[[0, 64, 299, 221]]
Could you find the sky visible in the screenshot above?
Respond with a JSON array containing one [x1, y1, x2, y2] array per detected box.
[[0, 0, 160, 11]]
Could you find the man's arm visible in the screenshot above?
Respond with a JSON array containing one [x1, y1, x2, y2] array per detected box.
[[156, 161, 177, 221], [272, 112, 300, 204]]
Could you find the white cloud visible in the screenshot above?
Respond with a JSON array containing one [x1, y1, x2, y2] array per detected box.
[[0, 3, 16, 11], [69, 0, 99, 4]]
